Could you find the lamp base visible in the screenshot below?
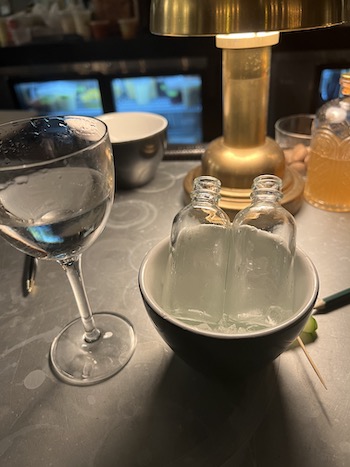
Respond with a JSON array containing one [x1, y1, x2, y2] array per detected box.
[[183, 164, 304, 220]]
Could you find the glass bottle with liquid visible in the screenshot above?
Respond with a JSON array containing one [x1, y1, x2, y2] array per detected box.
[[304, 71, 350, 212], [224, 175, 296, 332], [162, 175, 231, 329]]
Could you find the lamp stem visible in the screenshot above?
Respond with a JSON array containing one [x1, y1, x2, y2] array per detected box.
[[222, 46, 271, 148]]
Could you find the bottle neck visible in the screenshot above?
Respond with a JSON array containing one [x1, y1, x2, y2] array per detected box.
[[191, 190, 220, 206], [340, 73, 350, 98], [251, 189, 282, 204], [323, 75, 350, 121], [251, 174, 282, 204], [191, 175, 221, 206]]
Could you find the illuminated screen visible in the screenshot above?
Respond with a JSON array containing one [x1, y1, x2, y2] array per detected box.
[[318, 68, 350, 105], [13, 79, 103, 116], [111, 75, 203, 144]]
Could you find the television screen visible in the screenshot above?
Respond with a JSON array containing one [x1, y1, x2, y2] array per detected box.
[[318, 68, 350, 105], [13, 79, 103, 116], [111, 75, 203, 144]]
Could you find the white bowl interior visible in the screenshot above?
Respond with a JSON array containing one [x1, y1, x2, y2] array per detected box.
[[98, 112, 168, 143], [140, 237, 319, 335]]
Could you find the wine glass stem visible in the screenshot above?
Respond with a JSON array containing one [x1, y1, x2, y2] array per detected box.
[[59, 256, 101, 343]]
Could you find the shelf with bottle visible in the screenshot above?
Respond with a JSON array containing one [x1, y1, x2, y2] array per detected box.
[[0, 0, 142, 47]]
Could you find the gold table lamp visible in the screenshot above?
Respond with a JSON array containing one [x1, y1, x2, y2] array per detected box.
[[150, 0, 345, 218]]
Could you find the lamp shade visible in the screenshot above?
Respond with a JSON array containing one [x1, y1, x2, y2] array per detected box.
[[150, 0, 345, 36]]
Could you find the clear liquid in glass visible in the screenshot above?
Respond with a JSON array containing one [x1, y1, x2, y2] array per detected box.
[[162, 223, 229, 326], [0, 167, 112, 259], [225, 224, 295, 332]]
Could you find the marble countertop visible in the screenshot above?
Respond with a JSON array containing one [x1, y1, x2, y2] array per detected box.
[[0, 160, 349, 467]]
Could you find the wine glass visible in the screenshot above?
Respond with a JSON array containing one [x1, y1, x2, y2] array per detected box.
[[0, 115, 136, 386]]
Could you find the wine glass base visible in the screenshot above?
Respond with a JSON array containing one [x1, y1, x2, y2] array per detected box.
[[50, 312, 136, 386]]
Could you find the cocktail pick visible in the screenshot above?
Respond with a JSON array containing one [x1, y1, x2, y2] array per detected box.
[[297, 336, 327, 390], [297, 287, 350, 388]]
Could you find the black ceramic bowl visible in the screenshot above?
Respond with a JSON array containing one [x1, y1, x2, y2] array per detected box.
[[98, 112, 168, 190], [138, 237, 319, 380]]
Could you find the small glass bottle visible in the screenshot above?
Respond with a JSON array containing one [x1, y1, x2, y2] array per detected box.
[[162, 175, 231, 328], [224, 175, 296, 332], [304, 71, 350, 212]]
